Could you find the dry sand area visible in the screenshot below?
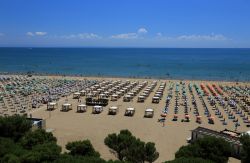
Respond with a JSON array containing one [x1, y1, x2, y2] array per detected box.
[[31, 77, 249, 163]]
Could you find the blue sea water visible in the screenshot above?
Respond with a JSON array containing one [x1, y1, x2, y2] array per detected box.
[[0, 48, 249, 81]]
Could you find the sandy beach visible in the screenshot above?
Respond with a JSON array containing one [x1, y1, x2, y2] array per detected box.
[[1, 1, 250, 162], [4, 75, 244, 162]]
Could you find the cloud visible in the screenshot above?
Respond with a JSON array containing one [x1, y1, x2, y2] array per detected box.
[[156, 32, 162, 37], [110, 33, 138, 39], [62, 33, 102, 39], [177, 34, 228, 41], [26, 32, 34, 36], [155, 33, 229, 41], [78, 33, 101, 39], [111, 27, 148, 39], [35, 32, 47, 36], [26, 32, 47, 36], [137, 28, 148, 34]]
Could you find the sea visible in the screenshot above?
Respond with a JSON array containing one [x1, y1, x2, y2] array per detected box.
[[0, 48, 249, 81]]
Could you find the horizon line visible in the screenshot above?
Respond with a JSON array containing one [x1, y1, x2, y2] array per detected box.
[[0, 46, 250, 49]]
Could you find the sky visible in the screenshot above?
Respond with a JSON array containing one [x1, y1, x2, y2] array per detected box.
[[0, 0, 250, 48]]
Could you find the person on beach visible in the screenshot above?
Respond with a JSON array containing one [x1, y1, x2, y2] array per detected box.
[[158, 117, 166, 127], [235, 123, 238, 131]]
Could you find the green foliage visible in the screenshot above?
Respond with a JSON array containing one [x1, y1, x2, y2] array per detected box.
[[125, 140, 159, 163], [34, 142, 61, 161], [104, 130, 135, 161], [106, 160, 129, 163], [0, 137, 26, 158], [0, 115, 32, 141], [144, 142, 159, 163], [175, 136, 231, 163], [104, 129, 159, 163], [165, 157, 215, 163], [20, 152, 41, 163], [2, 154, 21, 163], [175, 144, 200, 158], [53, 154, 106, 163], [240, 134, 250, 163], [20, 129, 57, 149], [0, 116, 61, 163], [66, 140, 100, 157], [125, 138, 145, 163], [21, 142, 61, 162]]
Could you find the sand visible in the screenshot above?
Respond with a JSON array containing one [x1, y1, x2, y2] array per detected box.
[[22, 76, 249, 163]]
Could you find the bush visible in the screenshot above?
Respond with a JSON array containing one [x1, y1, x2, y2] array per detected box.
[[66, 140, 100, 157]]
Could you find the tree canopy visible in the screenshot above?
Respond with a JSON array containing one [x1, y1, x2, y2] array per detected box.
[[0, 137, 27, 158], [104, 129, 159, 163], [175, 136, 231, 163], [66, 140, 100, 157], [20, 129, 57, 149], [240, 134, 250, 163], [21, 142, 61, 162], [0, 115, 32, 141], [165, 157, 215, 163], [53, 154, 107, 163]]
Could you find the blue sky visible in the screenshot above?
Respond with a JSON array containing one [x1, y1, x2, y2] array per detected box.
[[0, 0, 250, 47]]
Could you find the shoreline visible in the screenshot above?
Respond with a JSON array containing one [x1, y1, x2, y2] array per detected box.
[[1, 71, 249, 83]]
